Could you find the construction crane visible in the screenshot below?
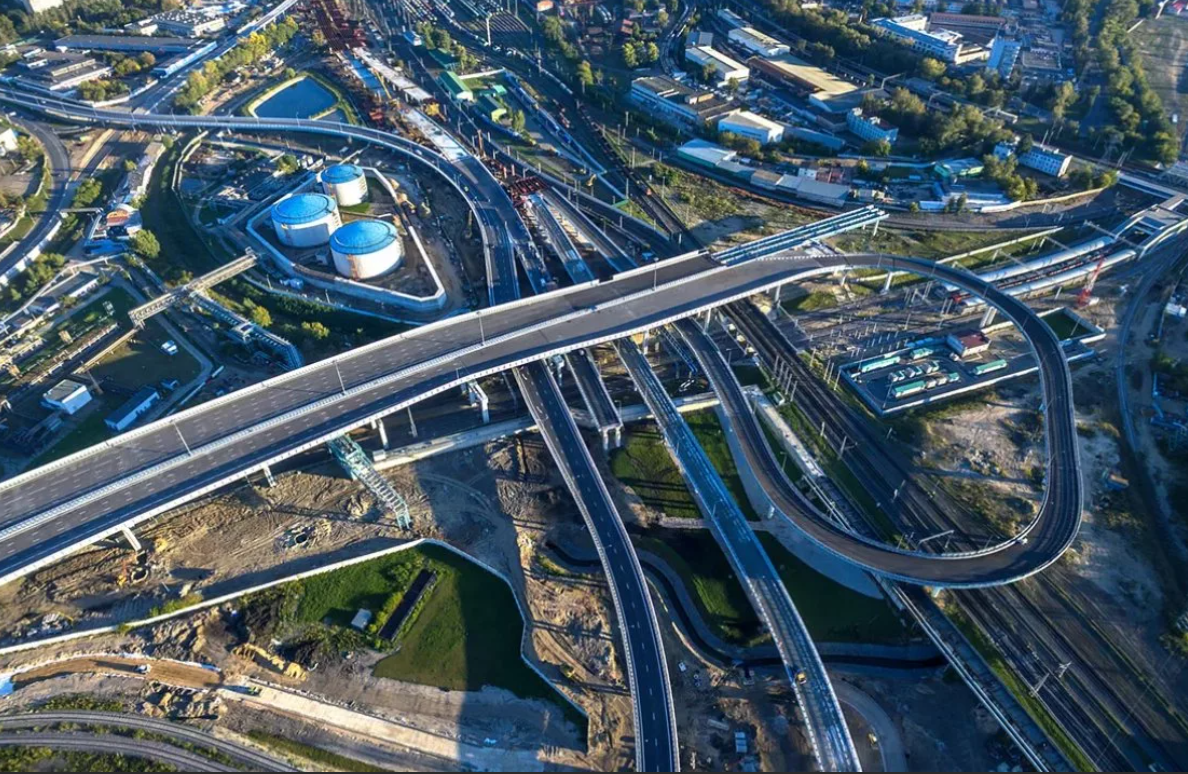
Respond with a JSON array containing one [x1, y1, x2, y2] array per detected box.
[[1076, 252, 1108, 308]]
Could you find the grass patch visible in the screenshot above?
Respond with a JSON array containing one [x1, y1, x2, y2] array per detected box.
[[90, 320, 201, 390], [141, 137, 221, 283], [685, 409, 761, 521], [28, 396, 119, 467], [291, 544, 576, 727], [948, 604, 1096, 772], [1041, 309, 1094, 341], [782, 290, 838, 314], [611, 421, 701, 519], [756, 533, 907, 644], [634, 529, 767, 646], [0, 749, 173, 772], [246, 731, 390, 772]]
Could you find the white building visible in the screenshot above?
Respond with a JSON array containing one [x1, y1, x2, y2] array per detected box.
[[872, 15, 989, 64], [847, 109, 899, 145], [718, 110, 785, 145], [106, 386, 161, 432], [728, 26, 791, 58], [685, 45, 750, 85], [994, 140, 1072, 177], [0, 128, 18, 156], [628, 76, 739, 130], [16, 0, 64, 11], [987, 36, 1022, 78], [42, 379, 92, 416]]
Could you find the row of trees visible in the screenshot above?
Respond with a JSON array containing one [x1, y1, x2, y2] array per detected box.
[[175, 16, 300, 112], [1063, 0, 1175, 164], [1, 0, 177, 42], [412, 22, 481, 73], [76, 79, 130, 104], [873, 88, 1014, 159]]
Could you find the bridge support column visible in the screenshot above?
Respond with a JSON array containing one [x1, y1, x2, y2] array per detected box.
[[373, 418, 389, 450], [467, 381, 490, 424], [407, 407, 417, 438], [701, 309, 713, 332], [772, 283, 783, 308], [120, 526, 142, 552], [261, 464, 276, 487], [881, 271, 895, 295], [980, 307, 997, 328]]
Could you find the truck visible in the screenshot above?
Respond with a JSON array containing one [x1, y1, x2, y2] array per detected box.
[[793, 667, 808, 685]]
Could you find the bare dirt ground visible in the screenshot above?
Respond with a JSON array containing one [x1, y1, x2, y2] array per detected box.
[[0, 432, 641, 769]]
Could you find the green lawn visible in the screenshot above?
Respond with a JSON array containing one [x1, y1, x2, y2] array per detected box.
[[685, 409, 761, 521], [293, 545, 570, 717], [1042, 309, 1094, 341], [756, 533, 907, 644], [634, 530, 767, 647], [610, 422, 701, 519], [782, 290, 838, 314]]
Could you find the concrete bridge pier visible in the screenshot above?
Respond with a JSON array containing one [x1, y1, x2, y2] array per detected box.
[[373, 418, 389, 449], [980, 306, 997, 328], [881, 270, 895, 295], [120, 526, 142, 551], [467, 381, 490, 424], [260, 464, 276, 487]]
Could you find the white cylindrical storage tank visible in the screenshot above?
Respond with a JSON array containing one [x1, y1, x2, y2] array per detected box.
[[329, 219, 404, 279], [319, 163, 369, 207], [271, 193, 340, 248]]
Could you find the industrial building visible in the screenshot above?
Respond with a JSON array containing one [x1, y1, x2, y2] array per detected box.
[[16, 0, 63, 11], [319, 163, 369, 207], [18, 51, 113, 93], [439, 71, 474, 102], [746, 55, 865, 114], [271, 193, 341, 248], [987, 36, 1022, 78], [106, 386, 161, 432], [718, 110, 785, 145], [947, 330, 991, 357], [872, 15, 989, 64], [728, 26, 791, 58], [628, 76, 738, 130], [53, 35, 202, 55], [329, 219, 404, 279], [42, 379, 92, 416], [994, 140, 1073, 177], [847, 109, 899, 145], [928, 12, 1008, 43], [684, 45, 749, 84], [150, 9, 227, 37]]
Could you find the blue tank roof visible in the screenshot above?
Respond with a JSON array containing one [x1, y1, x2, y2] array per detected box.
[[272, 193, 337, 224], [322, 163, 365, 184], [330, 219, 399, 254]]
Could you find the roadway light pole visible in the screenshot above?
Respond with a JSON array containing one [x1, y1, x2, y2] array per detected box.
[[173, 422, 193, 456], [334, 360, 348, 395]]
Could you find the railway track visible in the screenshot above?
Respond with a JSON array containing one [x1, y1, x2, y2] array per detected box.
[[726, 298, 1186, 771]]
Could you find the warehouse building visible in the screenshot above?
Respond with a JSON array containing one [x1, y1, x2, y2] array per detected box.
[[629, 76, 739, 129], [746, 55, 866, 114], [18, 51, 112, 93], [718, 110, 784, 145], [684, 45, 749, 84], [42, 379, 92, 416], [106, 387, 161, 432], [727, 26, 790, 58], [994, 139, 1073, 177], [440, 71, 474, 102], [151, 9, 227, 37]]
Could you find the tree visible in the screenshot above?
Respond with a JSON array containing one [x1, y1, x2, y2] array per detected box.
[[862, 139, 892, 157], [131, 229, 160, 261], [301, 321, 330, 341], [275, 153, 299, 174], [250, 305, 273, 328], [657, 8, 669, 26], [123, 159, 138, 173], [1017, 133, 1034, 154], [138, 52, 156, 68], [645, 42, 660, 64], [918, 57, 946, 81], [509, 109, 526, 133], [700, 61, 716, 84], [623, 42, 639, 69], [576, 60, 594, 91]]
